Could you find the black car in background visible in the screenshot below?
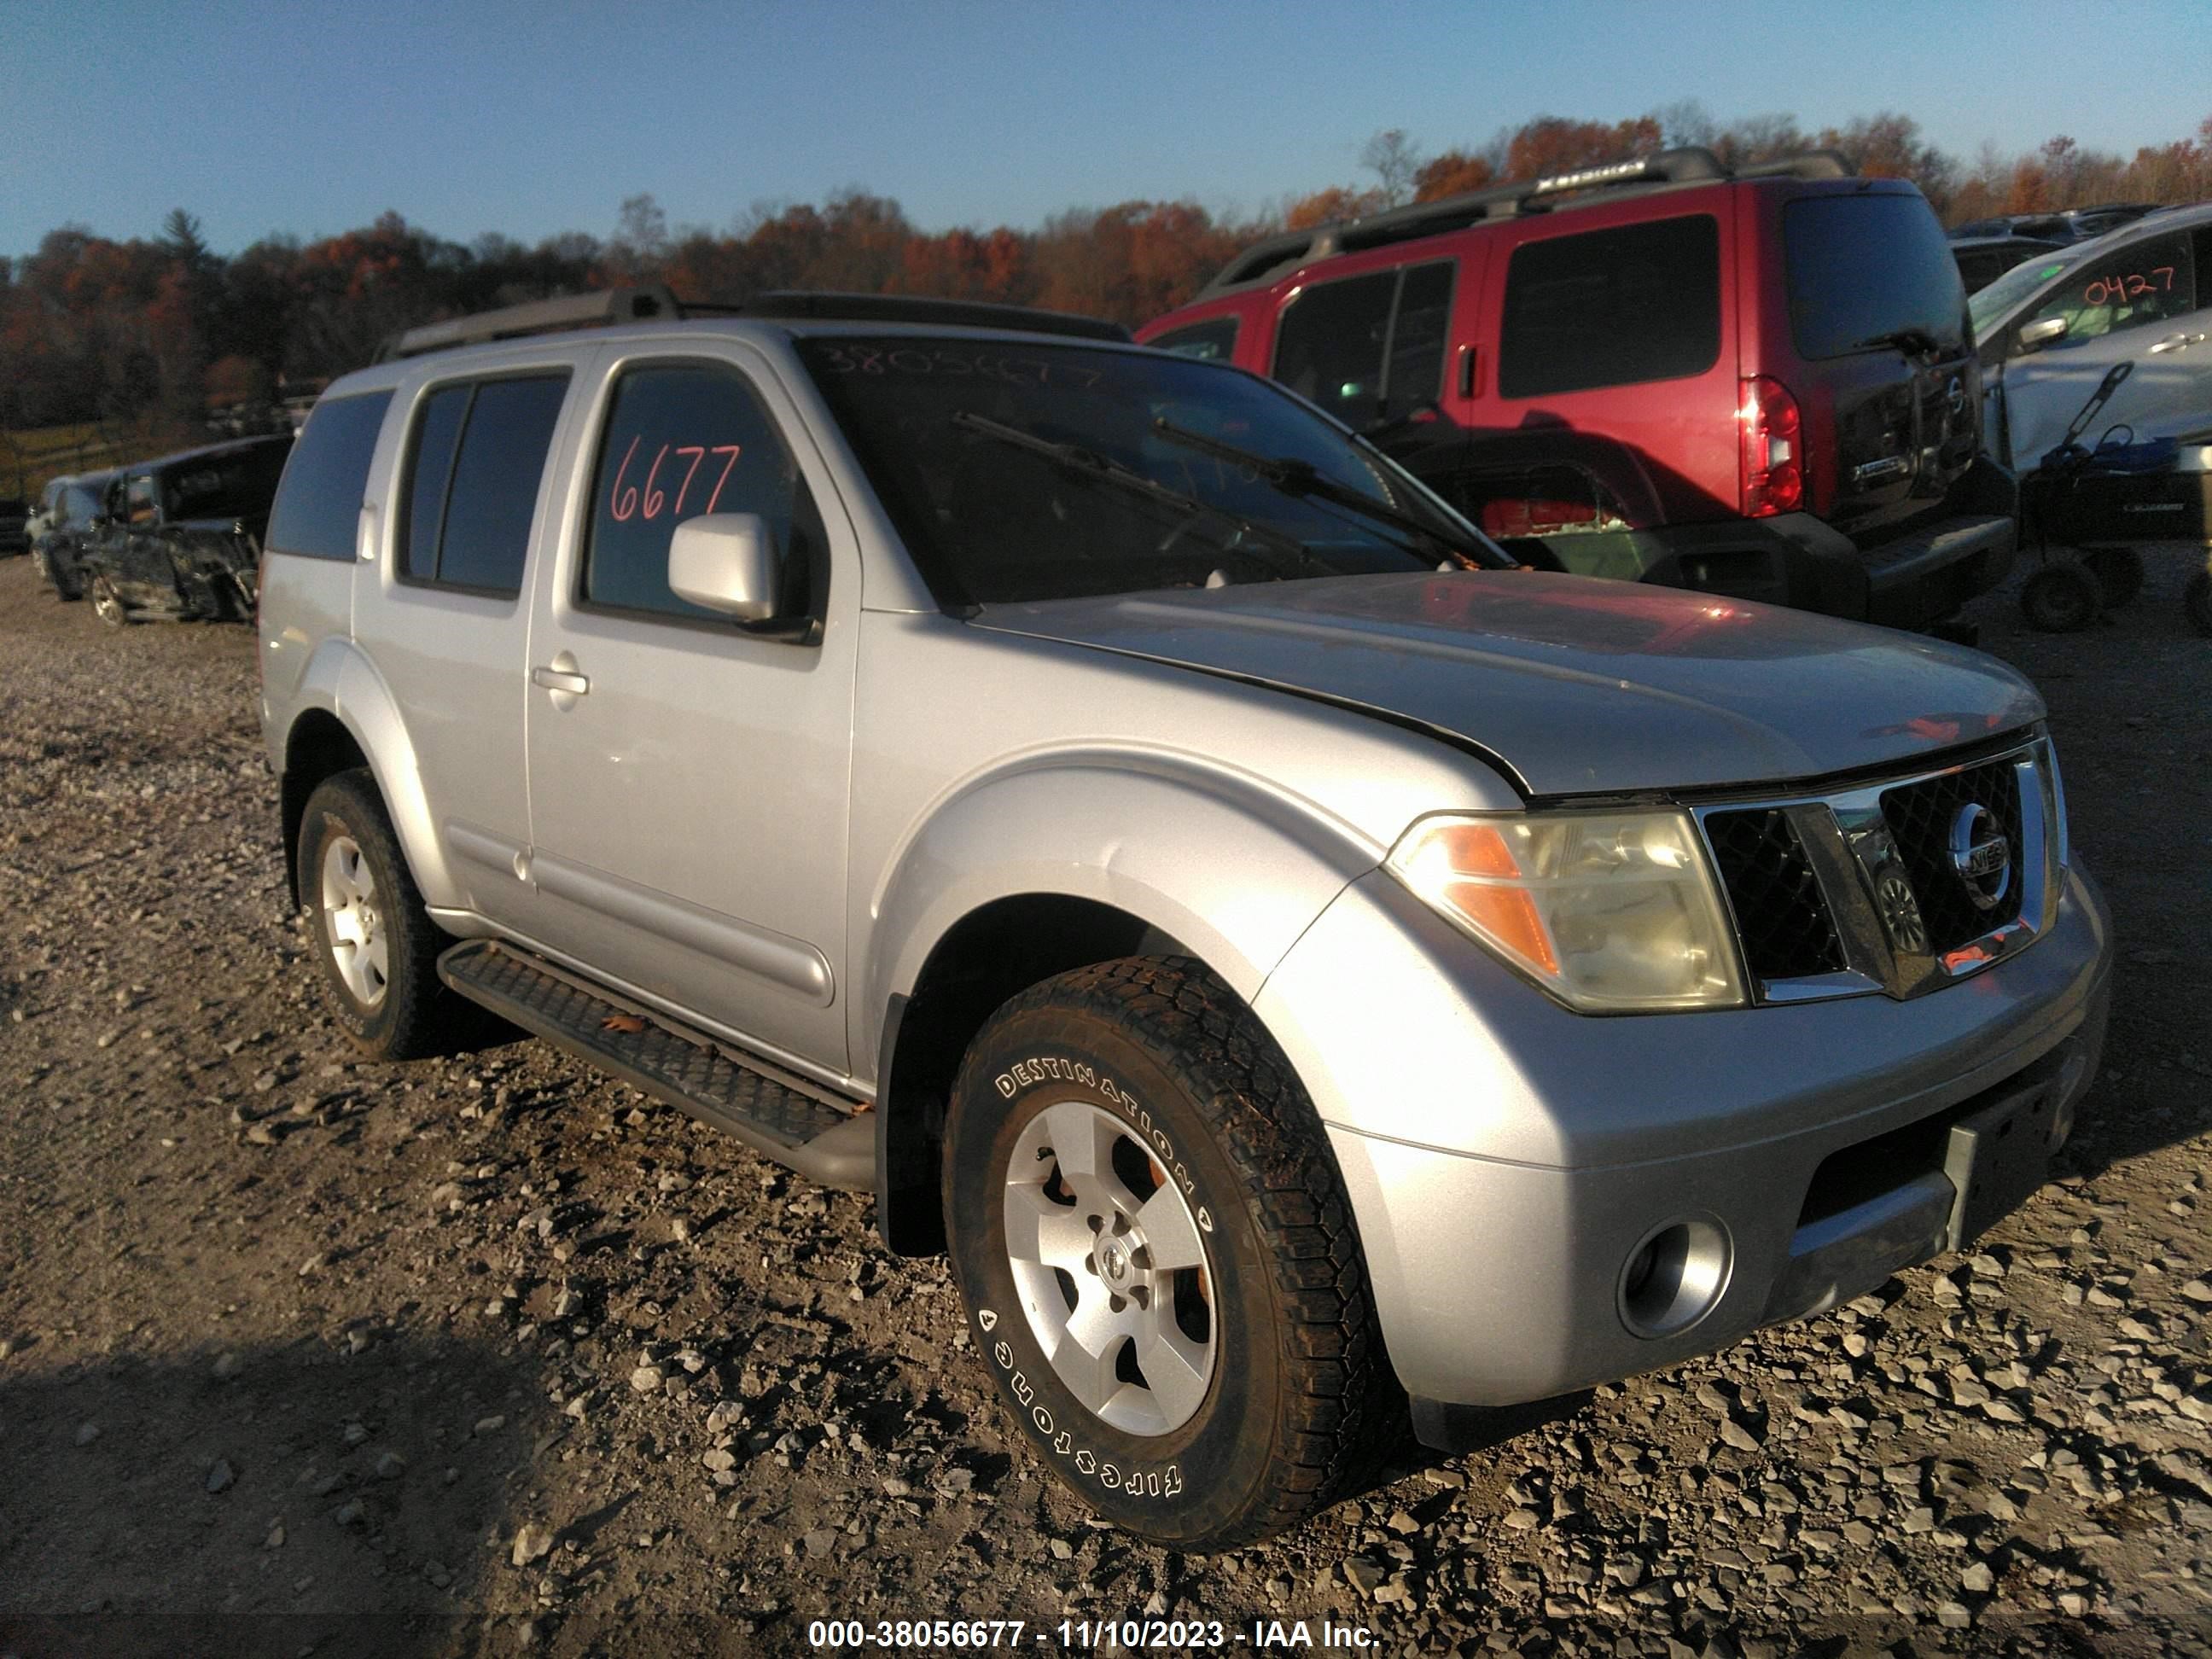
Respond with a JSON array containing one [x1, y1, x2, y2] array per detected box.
[[0, 496, 28, 557], [1951, 232, 2069, 294], [81, 435, 293, 626], [31, 472, 115, 600]]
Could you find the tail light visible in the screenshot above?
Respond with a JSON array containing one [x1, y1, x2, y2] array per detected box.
[[1739, 376, 1803, 518]]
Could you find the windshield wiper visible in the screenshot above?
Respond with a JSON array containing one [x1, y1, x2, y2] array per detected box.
[[949, 412, 1324, 579], [1854, 327, 1946, 356], [1150, 417, 1490, 568]]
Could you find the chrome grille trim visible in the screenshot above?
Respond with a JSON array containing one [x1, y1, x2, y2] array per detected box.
[[1693, 739, 2061, 1005]]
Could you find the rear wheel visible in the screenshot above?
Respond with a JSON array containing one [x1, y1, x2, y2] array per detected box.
[[299, 771, 459, 1061], [2020, 562, 2101, 633], [943, 957, 1396, 1549], [2084, 546, 2145, 608]]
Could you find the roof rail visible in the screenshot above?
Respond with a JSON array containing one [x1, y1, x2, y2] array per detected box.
[[1733, 149, 1853, 182], [707, 291, 1131, 341], [1197, 148, 1860, 298], [375, 286, 681, 362], [372, 285, 1129, 364]]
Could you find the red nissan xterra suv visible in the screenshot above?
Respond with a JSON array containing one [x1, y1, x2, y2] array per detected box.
[[1139, 149, 2017, 631]]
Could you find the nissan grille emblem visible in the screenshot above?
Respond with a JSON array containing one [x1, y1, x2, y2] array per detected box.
[[1948, 802, 2011, 912]]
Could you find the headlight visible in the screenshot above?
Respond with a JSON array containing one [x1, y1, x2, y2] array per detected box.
[[1386, 810, 1746, 1013]]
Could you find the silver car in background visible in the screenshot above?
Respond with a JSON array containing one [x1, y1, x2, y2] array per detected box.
[[256, 289, 2112, 1549]]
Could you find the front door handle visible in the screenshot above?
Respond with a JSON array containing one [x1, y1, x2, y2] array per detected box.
[[532, 662, 590, 696], [2149, 331, 2205, 354]]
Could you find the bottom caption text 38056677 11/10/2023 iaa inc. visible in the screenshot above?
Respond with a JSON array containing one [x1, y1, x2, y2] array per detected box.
[[805, 1615, 1385, 1651]]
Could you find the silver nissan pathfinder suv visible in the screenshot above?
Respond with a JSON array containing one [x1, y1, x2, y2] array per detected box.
[[258, 287, 2112, 1549]]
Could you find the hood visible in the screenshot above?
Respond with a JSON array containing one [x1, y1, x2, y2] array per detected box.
[[973, 573, 2043, 797]]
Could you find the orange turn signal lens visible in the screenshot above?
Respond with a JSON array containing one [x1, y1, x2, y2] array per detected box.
[[1411, 824, 1560, 976]]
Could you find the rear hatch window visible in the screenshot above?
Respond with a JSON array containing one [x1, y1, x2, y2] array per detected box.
[[1784, 196, 1967, 359]]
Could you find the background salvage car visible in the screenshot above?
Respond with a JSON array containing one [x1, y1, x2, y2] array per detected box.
[[81, 434, 292, 626], [29, 470, 112, 602], [1973, 201, 2212, 469], [1140, 149, 2017, 635]]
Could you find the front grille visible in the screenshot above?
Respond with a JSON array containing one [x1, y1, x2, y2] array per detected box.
[[1879, 758, 2024, 952], [1705, 808, 1846, 980]]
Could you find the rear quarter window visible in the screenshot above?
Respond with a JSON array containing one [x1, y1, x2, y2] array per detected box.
[[1273, 259, 1455, 428], [1499, 216, 1720, 398], [267, 393, 393, 561], [1149, 317, 1240, 362], [1784, 195, 1965, 359]]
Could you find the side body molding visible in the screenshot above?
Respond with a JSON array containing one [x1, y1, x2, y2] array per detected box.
[[857, 750, 1386, 1084], [290, 635, 467, 911]]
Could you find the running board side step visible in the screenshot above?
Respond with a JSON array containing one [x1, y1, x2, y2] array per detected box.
[[436, 939, 875, 1190]]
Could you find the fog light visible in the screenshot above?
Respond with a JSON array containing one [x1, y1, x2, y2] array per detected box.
[[1618, 1216, 1732, 1339]]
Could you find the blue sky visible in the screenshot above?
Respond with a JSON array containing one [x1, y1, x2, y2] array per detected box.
[[6, 0, 2208, 259]]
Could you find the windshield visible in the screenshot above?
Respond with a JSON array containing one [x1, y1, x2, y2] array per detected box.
[[799, 335, 1499, 607], [1969, 245, 2089, 338]]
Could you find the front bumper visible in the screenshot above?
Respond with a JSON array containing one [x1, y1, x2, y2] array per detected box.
[[1252, 862, 2112, 1418]]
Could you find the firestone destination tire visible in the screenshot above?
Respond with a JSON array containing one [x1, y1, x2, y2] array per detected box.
[[298, 770, 457, 1062], [943, 957, 1396, 1549]]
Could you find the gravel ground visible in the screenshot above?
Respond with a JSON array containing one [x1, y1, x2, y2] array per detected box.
[[1, 550, 2209, 1659]]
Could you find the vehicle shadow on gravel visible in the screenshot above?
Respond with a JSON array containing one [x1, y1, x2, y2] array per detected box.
[[0, 1331, 562, 1659]]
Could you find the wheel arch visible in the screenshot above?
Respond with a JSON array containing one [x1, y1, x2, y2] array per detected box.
[[864, 759, 1380, 1256], [279, 638, 462, 911]]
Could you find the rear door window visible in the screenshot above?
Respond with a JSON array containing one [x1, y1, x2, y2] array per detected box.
[[1273, 260, 1456, 428], [267, 392, 393, 561], [398, 373, 569, 596], [1499, 216, 1720, 396], [1783, 195, 1965, 359]]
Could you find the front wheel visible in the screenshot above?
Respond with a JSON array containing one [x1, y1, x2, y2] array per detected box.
[[943, 958, 1396, 1549], [89, 574, 130, 627]]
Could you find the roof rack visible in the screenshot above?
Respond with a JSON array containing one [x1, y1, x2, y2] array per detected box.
[[703, 291, 1131, 341], [1198, 147, 1856, 297], [375, 286, 1129, 363], [376, 286, 680, 362]]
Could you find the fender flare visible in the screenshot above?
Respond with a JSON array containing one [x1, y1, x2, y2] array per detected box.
[[288, 637, 464, 910], [859, 748, 1383, 1083]]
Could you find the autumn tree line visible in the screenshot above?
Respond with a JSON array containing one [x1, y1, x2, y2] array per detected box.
[[6, 104, 2210, 449]]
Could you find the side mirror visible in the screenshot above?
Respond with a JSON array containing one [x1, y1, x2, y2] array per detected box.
[[2016, 315, 2069, 353], [668, 512, 778, 621]]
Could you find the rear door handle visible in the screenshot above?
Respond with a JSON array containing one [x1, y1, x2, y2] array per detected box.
[[2149, 331, 2205, 354], [532, 665, 590, 696]]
